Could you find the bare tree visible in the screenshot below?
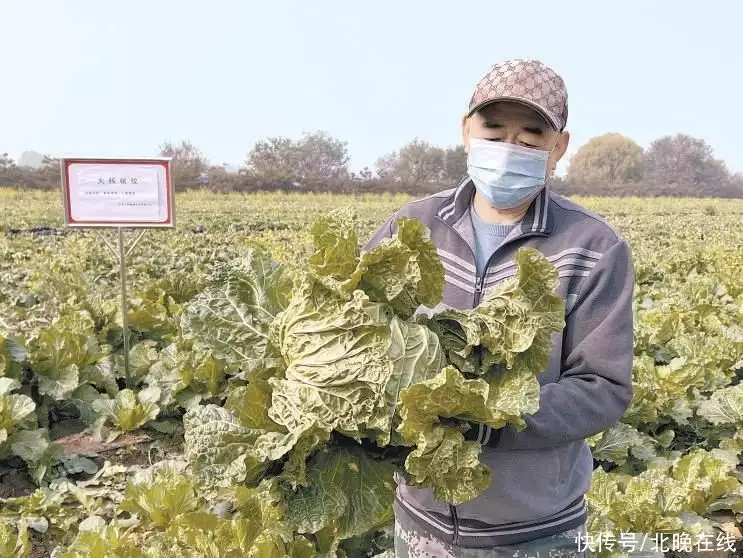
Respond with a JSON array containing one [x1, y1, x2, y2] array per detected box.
[[0, 153, 23, 185], [159, 140, 208, 191], [643, 134, 730, 190], [376, 139, 445, 188], [443, 145, 467, 182], [246, 131, 350, 191]]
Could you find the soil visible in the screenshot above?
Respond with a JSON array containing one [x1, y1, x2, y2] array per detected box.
[[29, 531, 57, 558], [1, 427, 187, 556], [4, 226, 67, 238], [0, 426, 184, 500], [53, 430, 153, 457], [0, 465, 36, 499], [49, 418, 86, 441]]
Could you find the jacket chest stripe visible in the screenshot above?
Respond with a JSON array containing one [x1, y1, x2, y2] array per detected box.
[[485, 249, 602, 278], [438, 248, 600, 277], [551, 246, 603, 259], [438, 239, 603, 304], [437, 247, 603, 283], [553, 256, 599, 269], [437, 248, 476, 273], [558, 269, 591, 279], [445, 269, 589, 301], [442, 261, 476, 282], [440, 258, 596, 294], [485, 260, 596, 288], [439, 200, 457, 221], [445, 273, 476, 293]]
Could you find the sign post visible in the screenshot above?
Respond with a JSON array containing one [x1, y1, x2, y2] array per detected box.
[[60, 157, 175, 387]]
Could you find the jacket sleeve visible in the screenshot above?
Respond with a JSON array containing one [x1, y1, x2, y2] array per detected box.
[[466, 237, 636, 450], [362, 211, 398, 252]]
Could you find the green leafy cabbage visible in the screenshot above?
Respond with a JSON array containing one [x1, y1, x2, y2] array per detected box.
[[178, 211, 566, 550]]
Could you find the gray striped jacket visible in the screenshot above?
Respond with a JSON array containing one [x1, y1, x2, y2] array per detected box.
[[364, 178, 635, 548]]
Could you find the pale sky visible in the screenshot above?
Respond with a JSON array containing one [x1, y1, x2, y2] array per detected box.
[[2, 0, 741, 176]]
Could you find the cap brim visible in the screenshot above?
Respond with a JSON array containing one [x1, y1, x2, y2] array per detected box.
[[467, 96, 561, 131]]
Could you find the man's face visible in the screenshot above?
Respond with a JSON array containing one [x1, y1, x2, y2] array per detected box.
[[461, 101, 569, 176]]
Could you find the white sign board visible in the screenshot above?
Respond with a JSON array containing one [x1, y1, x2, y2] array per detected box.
[[60, 158, 175, 228]]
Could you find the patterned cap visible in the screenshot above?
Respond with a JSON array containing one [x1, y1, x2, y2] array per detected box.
[[468, 59, 569, 131]]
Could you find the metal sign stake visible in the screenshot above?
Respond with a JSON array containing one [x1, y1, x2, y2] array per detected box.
[[93, 227, 147, 389], [118, 227, 132, 389]]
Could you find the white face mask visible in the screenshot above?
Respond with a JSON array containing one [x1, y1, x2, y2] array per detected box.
[[467, 138, 554, 209]]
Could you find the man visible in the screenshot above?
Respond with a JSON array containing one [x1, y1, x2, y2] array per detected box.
[[364, 59, 635, 557]]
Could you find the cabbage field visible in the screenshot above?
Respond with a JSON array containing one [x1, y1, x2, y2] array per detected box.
[[0, 188, 742, 558]]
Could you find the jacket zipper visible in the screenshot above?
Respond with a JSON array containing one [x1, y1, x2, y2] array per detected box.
[[435, 214, 545, 543], [450, 504, 460, 544], [436, 215, 544, 308], [434, 218, 474, 545], [474, 249, 504, 306], [435, 217, 478, 291]]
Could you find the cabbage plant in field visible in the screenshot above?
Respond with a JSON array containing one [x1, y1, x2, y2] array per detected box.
[[584, 262, 743, 552], [3, 196, 741, 556]]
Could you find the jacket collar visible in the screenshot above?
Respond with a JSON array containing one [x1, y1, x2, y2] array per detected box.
[[436, 176, 554, 236]]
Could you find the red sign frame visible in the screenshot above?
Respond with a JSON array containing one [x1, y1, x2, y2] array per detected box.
[[60, 157, 175, 228]]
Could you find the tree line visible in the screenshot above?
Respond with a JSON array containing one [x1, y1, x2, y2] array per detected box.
[[2, 131, 741, 197]]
